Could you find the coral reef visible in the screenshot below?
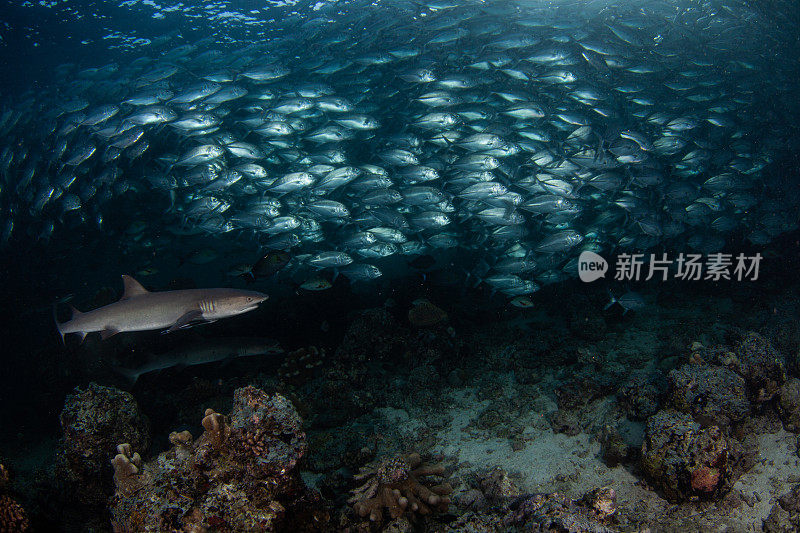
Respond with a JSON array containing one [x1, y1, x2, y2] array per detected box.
[[503, 489, 617, 531], [110, 444, 144, 496], [109, 386, 329, 532], [408, 300, 448, 328], [335, 308, 409, 364], [228, 386, 306, 476], [201, 407, 230, 449], [727, 332, 787, 403], [668, 364, 751, 429], [616, 369, 666, 420], [0, 494, 29, 533], [640, 409, 729, 502], [56, 383, 150, 509], [278, 346, 325, 386], [599, 425, 632, 467], [777, 377, 800, 432], [0, 462, 28, 533], [348, 452, 452, 524], [763, 484, 800, 532], [479, 467, 521, 500]]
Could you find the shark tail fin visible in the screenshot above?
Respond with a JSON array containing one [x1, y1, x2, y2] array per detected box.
[[115, 366, 141, 386], [54, 304, 85, 344], [53, 304, 65, 344]]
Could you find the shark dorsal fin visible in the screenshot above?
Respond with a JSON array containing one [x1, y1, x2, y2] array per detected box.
[[121, 275, 149, 300]]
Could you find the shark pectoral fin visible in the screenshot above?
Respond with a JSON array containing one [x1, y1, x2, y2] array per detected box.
[[166, 310, 205, 333], [100, 327, 121, 340]]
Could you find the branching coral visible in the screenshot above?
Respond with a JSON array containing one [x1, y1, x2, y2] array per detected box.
[[348, 452, 452, 523]]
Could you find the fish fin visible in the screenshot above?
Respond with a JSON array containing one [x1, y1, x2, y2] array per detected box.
[[166, 310, 205, 333], [121, 275, 149, 299], [115, 366, 141, 385], [53, 304, 65, 344], [54, 304, 84, 344], [100, 326, 121, 340]]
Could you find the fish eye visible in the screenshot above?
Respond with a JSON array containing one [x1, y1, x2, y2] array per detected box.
[[247, 297, 253, 302]]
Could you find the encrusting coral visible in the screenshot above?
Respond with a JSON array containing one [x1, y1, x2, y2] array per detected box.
[[348, 452, 452, 524]]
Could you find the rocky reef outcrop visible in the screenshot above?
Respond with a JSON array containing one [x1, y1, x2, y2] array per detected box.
[[56, 382, 150, 521], [764, 484, 800, 532], [109, 386, 329, 532], [640, 409, 729, 502], [0, 461, 29, 533]]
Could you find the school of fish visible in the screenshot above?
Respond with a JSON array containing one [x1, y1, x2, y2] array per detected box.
[[0, 0, 798, 298]]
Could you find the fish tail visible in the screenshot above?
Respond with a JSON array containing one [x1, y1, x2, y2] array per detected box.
[[115, 367, 140, 386], [53, 304, 65, 344]]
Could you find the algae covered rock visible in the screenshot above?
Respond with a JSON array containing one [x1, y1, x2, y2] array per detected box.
[[503, 489, 618, 532], [617, 370, 667, 420], [640, 409, 729, 502], [731, 332, 787, 403], [763, 484, 800, 532], [668, 364, 750, 428], [57, 382, 150, 508], [777, 377, 800, 433]]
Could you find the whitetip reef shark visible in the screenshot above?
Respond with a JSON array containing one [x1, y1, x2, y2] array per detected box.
[[117, 337, 284, 384], [54, 275, 268, 342]]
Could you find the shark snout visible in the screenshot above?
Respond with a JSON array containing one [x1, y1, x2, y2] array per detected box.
[[240, 291, 268, 310]]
